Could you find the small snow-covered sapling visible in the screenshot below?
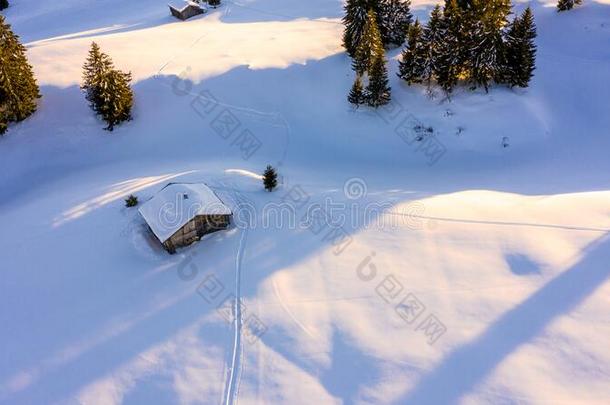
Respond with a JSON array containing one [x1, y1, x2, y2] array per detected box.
[[125, 194, 138, 207], [263, 165, 278, 192]]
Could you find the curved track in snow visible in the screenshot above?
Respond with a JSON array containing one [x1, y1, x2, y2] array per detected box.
[[221, 184, 251, 405]]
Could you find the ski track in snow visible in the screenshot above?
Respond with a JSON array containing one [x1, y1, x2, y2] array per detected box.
[[272, 278, 320, 341], [385, 211, 610, 233], [219, 182, 251, 405]]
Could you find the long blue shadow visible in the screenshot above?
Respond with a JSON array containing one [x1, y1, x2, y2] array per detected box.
[[397, 234, 610, 404]]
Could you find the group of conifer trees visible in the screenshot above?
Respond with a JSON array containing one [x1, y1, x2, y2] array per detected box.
[[0, 15, 132, 135], [81, 42, 133, 131], [0, 16, 40, 135], [398, 0, 537, 96], [557, 0, 583, 11], [343, 0, 413, 53], [344, 0, 412, 107]]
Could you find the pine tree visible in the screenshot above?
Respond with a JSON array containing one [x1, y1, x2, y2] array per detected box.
[[351, 9, 391, 107], [469, 27, 504, 91], [343, 0, 371, 57], [366, 52, 391, 107], [436, 0, 464, 95], [499, 12, 519, 85], [378, 0, 413, 47], [97, 69, 133, 131], [343, 0, 387, 55], [263, 165, 278, 192], [352, 8, 384, 75], [352, 36, 370, 76], [557, 0, 582, 12], [208, 0, 220, 8], [82, 42, 113, 113], [420, 5, 444, 88], [505, 7, 537, 88], [81, 42, 133, 131], [480, 0, 512, 29], [0, 16, 41, 135], [397, 19, 425, 84], [348, 75, 366, 106], [557, 0, 572, 11], [0, 0, 8, 11], [466, 0, 511, 91], [519, 6, 537, 86]]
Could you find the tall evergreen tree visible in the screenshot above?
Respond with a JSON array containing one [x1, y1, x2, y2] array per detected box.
[[82, 42, 113, 113], [97, 69, 133, 131], [352, 8, 384, 75], [420, 5, 444, 88], [366, 52, 391, 107], [378, 0, 413, 47], [498, 12, 519, 85], [397, 19, 425, 84], [81, 42, 133, 131], [479, 0, 512, 29], [348, 75, 366, 106], [505, 7, 537, 88], [436, 0, 464, 95], [466, 0, 511, 91], [344, 0, 389, 55], [343, 0, 371, 57], [469, 27, 504, 91], [0, 0, 8, 11], [0, 16, 40, 135]]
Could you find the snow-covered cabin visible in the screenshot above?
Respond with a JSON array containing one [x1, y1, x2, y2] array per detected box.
[[168, 1, 205, 20], [139, 183, 232, 253]]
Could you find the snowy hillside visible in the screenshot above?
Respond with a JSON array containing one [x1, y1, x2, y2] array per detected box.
[[1, 0, 610, 404]]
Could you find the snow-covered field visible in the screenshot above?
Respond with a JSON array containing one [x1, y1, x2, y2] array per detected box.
[[2, 0, 610, 403]]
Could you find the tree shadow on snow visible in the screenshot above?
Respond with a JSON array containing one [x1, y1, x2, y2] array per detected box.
[[394, 233, 610, 404]]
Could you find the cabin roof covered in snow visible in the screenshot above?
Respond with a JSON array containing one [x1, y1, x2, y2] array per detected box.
[[168, 1, 201, 12], [139, 183, 232, 243]]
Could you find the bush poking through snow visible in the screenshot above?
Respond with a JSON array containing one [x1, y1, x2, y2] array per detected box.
[[81, 42, 133, 131], [0, 0, 9, 11], [125, 194, 138, 207], [0, 16, 41, 135], [209, 0, 220, 8], [263, 165, 278, 192]]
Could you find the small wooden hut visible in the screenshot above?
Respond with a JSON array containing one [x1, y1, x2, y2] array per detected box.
[[139, 183, 232, 253], [168, 1, 205, 20]]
